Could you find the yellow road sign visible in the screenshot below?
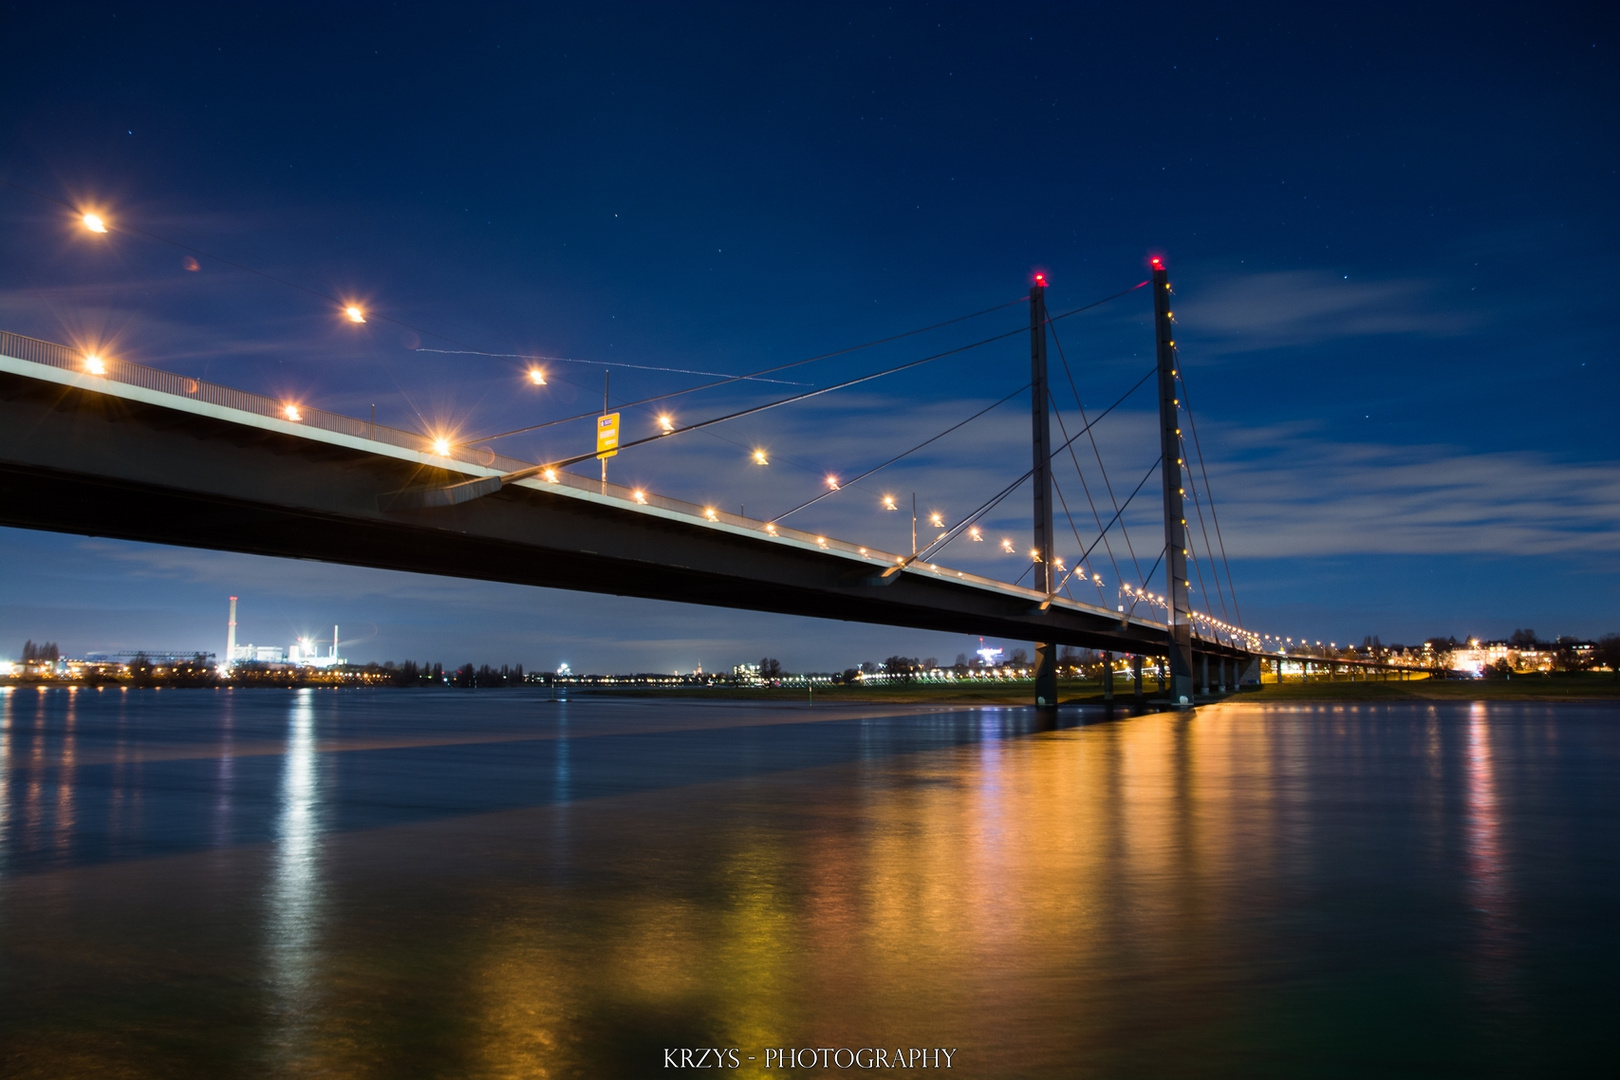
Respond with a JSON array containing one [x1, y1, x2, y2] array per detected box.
[[596, 412, 620, 458]]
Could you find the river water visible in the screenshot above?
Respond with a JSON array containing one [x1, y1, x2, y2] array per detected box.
[[0, 687, 1614, 1077]]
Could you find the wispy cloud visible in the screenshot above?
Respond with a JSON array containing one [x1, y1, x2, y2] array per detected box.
[[1198, 426, 1620, 557], [1177, 270, 1478, 353]]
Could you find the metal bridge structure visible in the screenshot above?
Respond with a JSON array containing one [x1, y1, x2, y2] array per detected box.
[[0, 260, 1413, 707]]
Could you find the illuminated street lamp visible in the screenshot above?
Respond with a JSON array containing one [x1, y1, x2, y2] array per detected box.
[[81, 212, 108, 234], [527, 367, 547, 385], [83, 354, 107, 375], [344, 305, 366, 324], [658, 414, 675, 434], [752, 449, 768, 465]]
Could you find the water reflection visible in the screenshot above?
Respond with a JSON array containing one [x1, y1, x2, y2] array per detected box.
[[265, 689, 326, 1062], [0, 696, 1611, 1078], [0, 690, 11, 878], [1465, 703, 1517, 1003]]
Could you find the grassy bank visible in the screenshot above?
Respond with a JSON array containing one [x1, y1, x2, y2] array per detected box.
[[1238, 673, 1619, 703]]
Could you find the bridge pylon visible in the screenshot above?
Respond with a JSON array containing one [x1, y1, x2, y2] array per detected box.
[[1152, 258, 1196, 706], [1029, 276, 1057, 708]]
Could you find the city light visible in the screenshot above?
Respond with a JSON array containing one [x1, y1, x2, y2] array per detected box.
[[752, 449, 768, 465], [1001, 538, 1015, 553], [704, 507, 718, 521], [658, 414, 675, 433], [432, 437, 452, 456], [344, 305, 366, 323], [542, 467, 559, 482], [929, 512, 944, 528], [283, 404, 302, 422], [527, 367, 547, 385], [969, 526, 982, 541], [826, 475, 839, 490], [83, 354, 106, 375], [632, 489, 647, 504], [883, 495, 897, 511], [81, 212, 108, 234]]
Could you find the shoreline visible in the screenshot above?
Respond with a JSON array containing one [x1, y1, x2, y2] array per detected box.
[[5, 675, 1615, 704]]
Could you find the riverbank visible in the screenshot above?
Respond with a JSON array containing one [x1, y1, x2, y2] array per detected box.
[[1236, 674, 1619, 703]]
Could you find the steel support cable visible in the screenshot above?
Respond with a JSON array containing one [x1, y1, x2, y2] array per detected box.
[[1122, 544, 1169, 621], [1048, 472, 1114, 605], [907, 366, 1158, 567], [492, 330, 1050, 483], [1046, 456, 1163, 601], [1179, 432, 1232, 628], [1047, 387, 1129, 599], [467, 297, 1033, 443], [473, 283, 1145, 446], [1045, 314, 1147, 585], [496, 286, 1153, 487], [768, 382, 1030, 525], [1181, 503, 1217, 639], [415, 348, 810, 385], [1175, 371, 1243, 628]]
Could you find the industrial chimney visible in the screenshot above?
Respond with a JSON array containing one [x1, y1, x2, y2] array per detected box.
[[227, 596, 238, 662]]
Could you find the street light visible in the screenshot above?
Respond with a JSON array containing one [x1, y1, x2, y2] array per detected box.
[[344, 305, 366, 324], [527, 367, 546, 385]]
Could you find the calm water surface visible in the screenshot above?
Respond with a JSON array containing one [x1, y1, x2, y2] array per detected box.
[[0, 687, 1615, 1077]]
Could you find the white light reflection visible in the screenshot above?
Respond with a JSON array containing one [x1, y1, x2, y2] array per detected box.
[[266, 690, 326, 1054], [1465, 704, 1517, 1003], [0, 689, 12, 877]]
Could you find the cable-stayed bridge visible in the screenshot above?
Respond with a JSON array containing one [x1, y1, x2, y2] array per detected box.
[[0, 260, 1405, 706]]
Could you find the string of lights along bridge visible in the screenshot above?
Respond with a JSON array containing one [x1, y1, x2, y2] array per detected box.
[[0, 186, 1423, 704]]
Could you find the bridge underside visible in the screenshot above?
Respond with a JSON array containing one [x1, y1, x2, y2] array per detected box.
[[0, 369, 1252, 659]]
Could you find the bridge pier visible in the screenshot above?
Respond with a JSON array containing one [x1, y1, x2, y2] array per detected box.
[[1102, 651, 1114, 701], [1201, 653, 1209, 696], [1132, 655, 1144, 700]]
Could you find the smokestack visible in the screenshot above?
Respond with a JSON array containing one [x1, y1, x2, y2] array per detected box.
[[227, 596, 238, 661], [332, 624, 339, 661]]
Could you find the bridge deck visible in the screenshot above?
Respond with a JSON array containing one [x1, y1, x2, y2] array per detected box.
[[0, 331, 1254, 658]]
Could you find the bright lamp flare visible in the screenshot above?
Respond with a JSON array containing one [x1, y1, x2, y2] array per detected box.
[[344, 305, 366, 324], [658, 414, 675, 433], [882, 495, 897, 511], [84, 354, 107, 375], [432, 437, 451, 456], [929, 512, 944, 528], [527, 367, 547, 385], [283, 404, 302, 422], [752, 449, 768, 465], [825, 475, 839, 490], [82, 213, 108, 234]]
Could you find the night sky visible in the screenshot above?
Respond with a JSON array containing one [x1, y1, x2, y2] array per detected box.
[[2, 3, 1615, 671]]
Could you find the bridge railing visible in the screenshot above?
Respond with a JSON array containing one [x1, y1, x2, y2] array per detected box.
[[5, 329, 1135, 618]]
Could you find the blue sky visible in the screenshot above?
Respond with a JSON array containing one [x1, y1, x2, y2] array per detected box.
[[1, 3, 1615, 670]]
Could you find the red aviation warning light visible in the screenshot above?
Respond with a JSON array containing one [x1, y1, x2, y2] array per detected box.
[[1149, 256, 1164, 270], [1032, 272, 1048, 287]]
